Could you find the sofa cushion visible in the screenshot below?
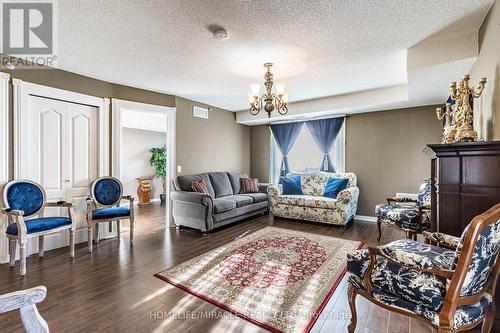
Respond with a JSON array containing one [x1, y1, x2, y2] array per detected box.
[[209, 172, 233, 197], [240, 192, 268, 203], [282, 176, 302, 195], [300, 172, 329, 196], [213, 198, 237, 213], [323, 177, 348, 199], [227, 172, 248, 194], [275, 195, 337, 209], [226, 195, 253, 208], [177, 174, 215, 197]]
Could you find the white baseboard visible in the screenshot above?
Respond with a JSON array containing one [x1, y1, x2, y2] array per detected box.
[[355, 215, 377, 222]]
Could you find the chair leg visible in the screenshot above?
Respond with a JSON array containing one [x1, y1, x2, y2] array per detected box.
[[117, 220, 121, 240], [377, 218, 382, 242], [69, 230, 75, 258], [19, 242, 26, 276], [38, 235, 44, 258], [129, 217, 134, 246], [88, 226, 93, 253], [9, 239, 16, 267], [405, 230, 412, 239], [481, 302, 495, 333], [347, 284, 358, 333], [95, 225, 100, 244], [413, 233, 418, 241]]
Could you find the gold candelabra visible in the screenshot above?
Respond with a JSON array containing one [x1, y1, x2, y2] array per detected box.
[[436, 74, 486, 143]]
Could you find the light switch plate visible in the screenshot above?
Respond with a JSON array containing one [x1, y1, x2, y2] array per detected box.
[[177, 165, 182, 173]]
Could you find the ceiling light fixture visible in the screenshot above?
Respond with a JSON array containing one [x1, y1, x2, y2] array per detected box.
[[213, 28, 229, 41], [248, 63, 288, 118]]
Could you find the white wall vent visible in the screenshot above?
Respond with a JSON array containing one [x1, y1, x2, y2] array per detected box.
[[193, 106, 209, 119]]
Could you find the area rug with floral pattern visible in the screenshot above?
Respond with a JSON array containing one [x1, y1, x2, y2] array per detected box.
[[154, 227, 362, 333]]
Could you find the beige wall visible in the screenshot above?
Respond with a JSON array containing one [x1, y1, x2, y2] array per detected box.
[[121, 128, 166, 200], [250, 125, 271, 182], [249, 105, 442, 216], [346, 106, 442, 215], [4, 67, 175, 107], [175, 97, 250, 175], [3, 66, 251, 181], [470, 0, 500, 140]]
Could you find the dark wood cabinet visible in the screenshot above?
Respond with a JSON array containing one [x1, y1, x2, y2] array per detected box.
[[425, 141, 500, 236], [425, 141, 500, 329]]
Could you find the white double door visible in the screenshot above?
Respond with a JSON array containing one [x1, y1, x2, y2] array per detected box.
[[22, 96, 98, 236]]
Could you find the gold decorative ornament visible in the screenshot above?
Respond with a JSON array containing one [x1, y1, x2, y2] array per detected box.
[[436, 74, 486, 143], [248, 63, 289, 118], [436, 103, 456, 144]]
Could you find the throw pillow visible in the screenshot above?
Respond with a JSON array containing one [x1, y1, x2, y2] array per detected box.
[[282, 175, 303, 195], [240, 178, 259, 193], [191, 180, 210, 194], [323, 177, 349, 199]]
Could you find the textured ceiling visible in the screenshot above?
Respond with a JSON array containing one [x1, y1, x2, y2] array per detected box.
[[57, 0, 493, 112]]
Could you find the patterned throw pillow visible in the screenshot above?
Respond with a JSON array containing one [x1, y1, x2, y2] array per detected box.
[[240, 178, 259, 193], [191, 180, 209, 194]]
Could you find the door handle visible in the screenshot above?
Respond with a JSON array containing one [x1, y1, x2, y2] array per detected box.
[[63, 179, 70, 183]]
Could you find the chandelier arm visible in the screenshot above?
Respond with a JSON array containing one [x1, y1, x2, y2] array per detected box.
[[277, 106, 288, 115]]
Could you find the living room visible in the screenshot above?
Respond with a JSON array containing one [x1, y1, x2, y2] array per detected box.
[[0, 1, 499, 333]]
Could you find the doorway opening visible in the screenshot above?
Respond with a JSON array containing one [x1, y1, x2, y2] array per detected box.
[[112, 99, 176, 230]]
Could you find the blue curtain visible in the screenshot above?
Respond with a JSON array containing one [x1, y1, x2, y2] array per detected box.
[[270, 122, 304, 182], [305, 117, 344, 173]]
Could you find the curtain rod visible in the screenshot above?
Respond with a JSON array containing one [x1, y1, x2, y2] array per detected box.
[[265, 114, 349, 126]]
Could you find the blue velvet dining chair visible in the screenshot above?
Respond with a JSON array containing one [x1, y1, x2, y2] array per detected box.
[[1, 180, 75, 275], [86, 176, 134, 252]]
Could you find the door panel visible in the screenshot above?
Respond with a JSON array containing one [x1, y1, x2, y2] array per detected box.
[[67, 103, 98, 229], [26, 96, 98, 229], [28, 96, 67, 206]]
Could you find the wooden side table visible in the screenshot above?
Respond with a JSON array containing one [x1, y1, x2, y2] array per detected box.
[[136, 176, 154, 206]]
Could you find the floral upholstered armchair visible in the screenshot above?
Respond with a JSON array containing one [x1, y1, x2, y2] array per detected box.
[[268, 172, 359, 226], [375, 179, 431, 241], [346, 203, 500, 333]]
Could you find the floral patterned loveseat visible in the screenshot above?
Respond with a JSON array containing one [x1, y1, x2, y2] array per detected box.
[[267, 172, 359, 225]]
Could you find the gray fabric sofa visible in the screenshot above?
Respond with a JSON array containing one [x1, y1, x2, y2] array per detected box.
[[171, 172, 269, 232]]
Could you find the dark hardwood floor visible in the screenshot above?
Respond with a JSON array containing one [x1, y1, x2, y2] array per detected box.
[[0, 204, 478, 333]]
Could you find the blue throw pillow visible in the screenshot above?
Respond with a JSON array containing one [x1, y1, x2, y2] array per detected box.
[[282, 176, 303, 195], [323, 177, 349, 199]]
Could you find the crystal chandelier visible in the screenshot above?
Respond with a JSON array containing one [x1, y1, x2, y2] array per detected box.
[[248, 63, 289, 118]]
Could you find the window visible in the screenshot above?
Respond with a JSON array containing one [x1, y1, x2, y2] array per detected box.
[[269, 122, 345, 184]]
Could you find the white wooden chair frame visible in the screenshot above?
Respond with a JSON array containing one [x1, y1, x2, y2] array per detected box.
[[0, 286, 49, 333], [86, 176, 134, 252], [1, 180, 75, 275]]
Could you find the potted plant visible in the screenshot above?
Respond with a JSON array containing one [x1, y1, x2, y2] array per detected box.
[[150, 145, 167, 204]]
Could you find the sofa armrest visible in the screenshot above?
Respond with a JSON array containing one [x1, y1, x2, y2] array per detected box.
[[170, 191, 213, 206], [267, 185, 281, 204], [336, 186, 359, 222], [258, 183, 272, 194], [336, 186, 359, 205]]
